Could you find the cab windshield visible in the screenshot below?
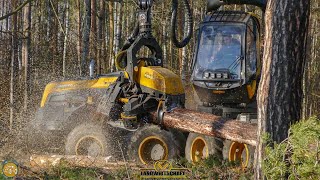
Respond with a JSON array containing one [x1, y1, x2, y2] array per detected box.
[[193, 24, 244, 80]]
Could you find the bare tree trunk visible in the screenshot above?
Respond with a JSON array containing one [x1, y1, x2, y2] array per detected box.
[[108, 2, 114, 72], [10, 0, 18, 130], [118, 2, 123, 52], [81, 0, 91, 76], [113, 2, 122, 71], [161, 2, 167, 66], [0, 0, 4, 38], [22, 0, 31, 110], [181, 13, 188, 81], [62, 1, 69, 78], [255, 0, 311, 179], [97, 0, 105, 74], [77, 0, 82, 76], [90, 0, 97, 61]]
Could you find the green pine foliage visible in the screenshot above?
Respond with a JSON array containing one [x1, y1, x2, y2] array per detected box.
[[263, 116, 320, 179]]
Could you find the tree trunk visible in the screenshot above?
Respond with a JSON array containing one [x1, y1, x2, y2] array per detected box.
[[113, 2, 122, 71], [51, 0, 59, 76], [97, 0, 105, 74], [10, 0, 18, 130], [22, 0, 31, 110], [255, 0, 311, 179], [81, 0, 91, 76], [150, 108, 257, 146], [62, 1, 69, 78], [77, 0, 82, 76], [90, 0, 97, 61], [108, 2, 114, 72]]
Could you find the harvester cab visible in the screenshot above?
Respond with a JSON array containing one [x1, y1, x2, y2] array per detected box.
[[191, 0, 264, 119], [185, 0, 266, 168]]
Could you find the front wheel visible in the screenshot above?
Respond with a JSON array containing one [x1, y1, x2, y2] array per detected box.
[[65, 123, 110, 157], [128, 124, 185, 165]]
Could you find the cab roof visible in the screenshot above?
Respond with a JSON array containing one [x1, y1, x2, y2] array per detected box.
[[204, 11, 252, 24]]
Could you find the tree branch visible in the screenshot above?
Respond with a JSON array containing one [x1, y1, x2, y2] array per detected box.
[[0, 0, 33, 21], [312, 93, 320, 98]]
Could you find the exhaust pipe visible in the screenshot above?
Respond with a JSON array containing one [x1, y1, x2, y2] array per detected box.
[[89, 59, 95, 78]]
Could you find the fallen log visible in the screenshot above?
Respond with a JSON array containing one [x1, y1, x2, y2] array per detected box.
[[29, 155, 143, 170], [151, 108, 257, 146]]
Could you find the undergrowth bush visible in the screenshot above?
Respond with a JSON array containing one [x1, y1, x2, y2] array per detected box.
[[174, 155, 253, 179], [263, 116, 320, 179]]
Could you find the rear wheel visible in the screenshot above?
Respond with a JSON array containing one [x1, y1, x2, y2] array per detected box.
[[128, 124, 185, 165], [185, 133, 223, 163], [223, 140, 254, 168]]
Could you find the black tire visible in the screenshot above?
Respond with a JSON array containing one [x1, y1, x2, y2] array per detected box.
[[65, 123, 111, 157], [128, 124, 185, 165], [185, 133, 223, 163], [223, 140, 255, 168]]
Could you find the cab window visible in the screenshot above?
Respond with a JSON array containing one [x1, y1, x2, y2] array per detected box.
[[246, 18, 257, 79]]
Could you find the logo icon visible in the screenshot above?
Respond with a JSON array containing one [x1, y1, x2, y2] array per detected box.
[[2, 160, 18, 178], [154, 160, 172, 172], [140, 160, 189, 179]]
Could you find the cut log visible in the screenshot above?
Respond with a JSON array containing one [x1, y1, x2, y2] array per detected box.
[[151, 108, 257, 146], [29, 155, 142, 170]]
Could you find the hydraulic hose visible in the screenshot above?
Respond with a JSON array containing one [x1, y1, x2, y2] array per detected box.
[[171, 0, 193, 48], [121, 0, 194, 50]]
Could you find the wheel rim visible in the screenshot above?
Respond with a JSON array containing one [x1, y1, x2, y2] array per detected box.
[[75, 136, 104, 157], [138, 136, 168, 164], [190, 137, 209, 162], [228, 142, 249, 168]]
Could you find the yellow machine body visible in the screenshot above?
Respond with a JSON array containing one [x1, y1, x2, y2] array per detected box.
[[41, 65, 185, 108], [134, 66, 185, 96], [40, 76, 118, 107]]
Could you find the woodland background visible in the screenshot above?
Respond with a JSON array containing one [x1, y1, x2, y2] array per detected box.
[[0, 0, 318, 139]]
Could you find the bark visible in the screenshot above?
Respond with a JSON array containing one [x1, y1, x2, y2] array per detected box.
[[181, 13, 188, 81], [62, 1, 69, 78], [113, 2, 122, 71], [255, 0, 311, 179], [90, 0, 97, 60], [10, 0, 18, 130], [81, 0, 91, 76], [108, 2, 114, 71], [97, 0, 105, 74], [77, 0, 82, 76], [161, 2, 167, 66], [52, 0, 59, 76], [0, 0, 4, 37], [22, 0, 31, 110], [151, 108, 257, 146]]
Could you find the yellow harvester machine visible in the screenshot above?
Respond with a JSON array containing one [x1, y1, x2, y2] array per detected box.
[[28, 0, 265, 167]]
